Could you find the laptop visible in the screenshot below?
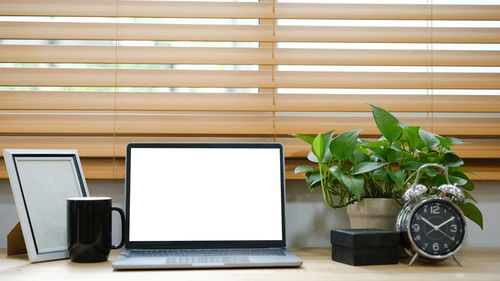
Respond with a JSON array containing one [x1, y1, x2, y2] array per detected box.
[[112, 142, 302, 269]]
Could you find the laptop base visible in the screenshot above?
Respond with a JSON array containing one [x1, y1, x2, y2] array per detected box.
[[112, 248, 302, 270]]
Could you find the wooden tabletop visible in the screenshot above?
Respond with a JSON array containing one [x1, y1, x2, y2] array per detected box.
[[1, 248, 500, 281]]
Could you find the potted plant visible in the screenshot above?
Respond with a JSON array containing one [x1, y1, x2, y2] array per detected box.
[[293, 104, 483, 231]]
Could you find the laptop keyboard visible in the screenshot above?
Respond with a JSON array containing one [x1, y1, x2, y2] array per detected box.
[[128, 249, 286, 265], [130, 248, 286, 257]]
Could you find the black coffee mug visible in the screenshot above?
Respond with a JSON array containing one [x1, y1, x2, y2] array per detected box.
[[67, 197, 125, 263]]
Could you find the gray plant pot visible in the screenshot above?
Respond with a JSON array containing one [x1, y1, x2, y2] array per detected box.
[[346, 198, 402, 231]]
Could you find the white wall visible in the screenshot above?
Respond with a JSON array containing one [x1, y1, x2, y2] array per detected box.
[[0, 179, 499, 248]]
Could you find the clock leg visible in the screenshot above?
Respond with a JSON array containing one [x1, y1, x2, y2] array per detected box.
[[452, 255, 462, 267], [408, 253, 419, 266]]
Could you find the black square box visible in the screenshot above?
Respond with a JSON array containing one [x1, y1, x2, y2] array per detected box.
[[331, 228, 399, 266]]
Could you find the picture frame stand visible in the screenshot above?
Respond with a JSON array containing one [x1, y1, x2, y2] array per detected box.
[[7, 222, 27, 256]]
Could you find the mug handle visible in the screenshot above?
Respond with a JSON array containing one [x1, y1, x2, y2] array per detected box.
[[111, 207, 126, 249]]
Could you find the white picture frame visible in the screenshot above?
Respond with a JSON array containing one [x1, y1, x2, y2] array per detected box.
[[3, 149, 89, 263]]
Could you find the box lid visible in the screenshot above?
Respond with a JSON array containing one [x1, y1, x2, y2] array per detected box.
[[331, 229, 399, 249]]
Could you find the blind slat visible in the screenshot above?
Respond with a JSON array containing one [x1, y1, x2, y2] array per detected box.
[[276, 116, 500, 136], [0, 91, 115, 110], [277, 3, 500, 20], [118, 23, 273, 42], [0, 68, 273, 88], [0, 0, 115, 17], [117, 1, 272, 18], [0, 136, 114, 157], [117, 47, 272, 65], [276, 49, 500, 67], [277, 72, 500, 89], [113, 136, 275, 156], [0, 45, 116, 63], [116, 69, 273, 88], [3, 1, 499, 21], [0, 68, 116, 86], [0, 0, 273, 18], [277, 26, 500, 43], [0, 111, 275, 135], [0, 111, 114, 134], [0, 22, 273, 41], [115, 112, 274, 135], [0, 22, 116, 40], [117, 93, 273, 111], [277, 94, 500, 113], [0, 91, 274, 111]]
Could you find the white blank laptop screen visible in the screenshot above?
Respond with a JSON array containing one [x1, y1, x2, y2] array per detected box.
[[128, 147, 283, 242]]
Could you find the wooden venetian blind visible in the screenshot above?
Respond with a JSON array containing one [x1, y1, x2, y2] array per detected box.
[[0, 0, 500, 180]]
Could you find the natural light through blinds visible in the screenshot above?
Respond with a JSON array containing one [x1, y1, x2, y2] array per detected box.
[[1, 0, 500, 180]]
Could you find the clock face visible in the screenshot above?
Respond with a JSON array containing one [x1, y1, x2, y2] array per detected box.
[[409, 199, 465, 257]]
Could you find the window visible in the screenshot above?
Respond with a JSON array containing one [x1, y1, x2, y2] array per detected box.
[[1, 0, 499, 179]]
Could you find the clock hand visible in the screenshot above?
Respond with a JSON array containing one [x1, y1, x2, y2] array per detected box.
[[436, 217, 455, 230], [421, 217, 439, 235], [420, 217, 437, 228], [436, 228, 454, 240], [425, 217, 455, 236]]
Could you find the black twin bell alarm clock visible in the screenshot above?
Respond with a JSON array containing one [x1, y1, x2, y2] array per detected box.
[[397, 163, 467, 266]]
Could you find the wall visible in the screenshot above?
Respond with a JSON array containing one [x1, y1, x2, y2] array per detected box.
[[0, 179, 498, 248]]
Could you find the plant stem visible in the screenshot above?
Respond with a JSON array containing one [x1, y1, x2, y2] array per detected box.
[[319, 164, 334, 208]]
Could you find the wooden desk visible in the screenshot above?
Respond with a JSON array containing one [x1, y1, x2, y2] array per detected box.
[[1, 248, 500, 281]]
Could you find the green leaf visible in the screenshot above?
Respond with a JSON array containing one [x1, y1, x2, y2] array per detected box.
[[322, 130, 335, 163], [462, 190, 478, 203], [387, 148, 404, 162], [294, 165, 315, 174], [369, 104, 402, 142], [419, 129, 439, 150], [449, 175, 468, 186], [372, 168, 390, 181], [341, 174, 364, 200], [351, 162, 387, 175], [388, 169, 405, 188], [330, 129, 362, 161], [460, 167, 482, 180], [458, 202, 483, 230], [443, 153, 464, 167], [446, 136, 466, 146], [436, 135, 453, 149], [451, 171, 475, 191], [367, 146, 387, 161], [307, 151, 318, 163], [350, 148, 365, 164], [402, 161, 423, 171], [363, 140, 389, 161], [305, 172, 322, 191], [390, 143, 402, 151], [363, 139, 389, 149], [423, 166, 439, 178], [396, 121, 408, 130], [403, 126, 424, 150], [329, 166, 344, 181], [291, 134, 315, 145], [312, 133, 325, 163]]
